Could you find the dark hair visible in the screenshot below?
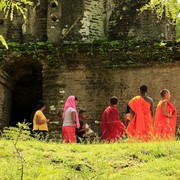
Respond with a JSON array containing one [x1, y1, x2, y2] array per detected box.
[[36, 100, 46, 110], [110, 96, 118, 105], [30, 100, 46, 124], [79, 109, 86, 115], [140, 85, 148, 93], [160, 89, 170, 97], [75, 96, 78, 101], [126, 105, 131, 114]]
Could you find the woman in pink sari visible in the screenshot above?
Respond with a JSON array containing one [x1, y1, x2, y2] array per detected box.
[[62, 96, 80, 143]]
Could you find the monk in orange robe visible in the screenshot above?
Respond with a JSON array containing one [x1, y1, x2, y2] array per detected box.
[[100, 96, 125, 142], [127, 85, 154, 141], [153, 89, 177, 140]]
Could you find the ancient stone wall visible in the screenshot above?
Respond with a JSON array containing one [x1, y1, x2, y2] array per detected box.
[[108, 0, 176, 40], [43, 55, 180, 135], [0, 39, 179, 136], [0, 46, 179, 137], [77, 0, 113, 41], [0, 71, 13, 129], [0, 0, 176, 42]]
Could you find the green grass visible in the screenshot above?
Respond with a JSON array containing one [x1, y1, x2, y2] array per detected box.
[[0, 139, 179, 180]]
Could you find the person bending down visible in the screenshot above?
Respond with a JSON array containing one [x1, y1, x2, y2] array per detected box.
[[76, 110, 87, 142], [76, 109, 94, 143]]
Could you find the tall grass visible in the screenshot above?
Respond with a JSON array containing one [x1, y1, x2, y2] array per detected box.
[[0, 127, 179, 180]]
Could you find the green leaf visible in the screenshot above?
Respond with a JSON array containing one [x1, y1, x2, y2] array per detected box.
[[0, 35, 8, 49], [159, 42, 167, 46]]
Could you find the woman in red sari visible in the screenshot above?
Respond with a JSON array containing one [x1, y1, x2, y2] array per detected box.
[[100, 96, 125, 142], [62, 96, 80, 143], [153, 89, 177, 140]]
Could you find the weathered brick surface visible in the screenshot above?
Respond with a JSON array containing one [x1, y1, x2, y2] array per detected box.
[[0, 53, 179, 136], [0, 0, 176, 42], [43, 59, 180, 134], [108, 0, 176, 40], [0, 71, 13, 128]]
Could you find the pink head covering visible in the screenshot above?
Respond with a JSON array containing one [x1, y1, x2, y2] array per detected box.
[[63, 96, 80, 128]]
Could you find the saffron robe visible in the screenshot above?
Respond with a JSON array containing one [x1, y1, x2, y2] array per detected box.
[[153, 100, 177, 140], [100, 105, 125, 142], [127, 96, 153, 141]]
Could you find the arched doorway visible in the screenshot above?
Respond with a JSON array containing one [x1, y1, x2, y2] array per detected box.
[[3, 59, 43, 127]]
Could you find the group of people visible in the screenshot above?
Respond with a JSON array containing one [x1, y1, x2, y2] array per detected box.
[[61, 96, 94, 143], [32, 85, 177, 143], [31, 96, 93, 142], [101, 85, 177, 142]]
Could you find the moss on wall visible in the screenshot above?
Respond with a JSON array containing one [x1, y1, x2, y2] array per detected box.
[[0, 40, 179, 69]]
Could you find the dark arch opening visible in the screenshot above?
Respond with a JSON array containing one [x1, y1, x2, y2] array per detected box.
[[3, 59, 43, 128]]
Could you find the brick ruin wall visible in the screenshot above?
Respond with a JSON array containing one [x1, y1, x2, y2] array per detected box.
[[0, 71, 13, 129], [0, 57, 180, 136], [0, 0, 176, 43], [0, 0, 178, 136], [43, 59, 180, 135]]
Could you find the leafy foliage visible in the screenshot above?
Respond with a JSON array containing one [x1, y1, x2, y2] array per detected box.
[[0, 35, 8, 49], [0, 40, 179, 68], [0, 0, 32, 48], [141, 0, 180, 23], [0, 0, 33, 20], [3, 122, 31, 141], [2, 122, 31, 180], [177, 15, 180, 40], [0, 0, 32, 21]]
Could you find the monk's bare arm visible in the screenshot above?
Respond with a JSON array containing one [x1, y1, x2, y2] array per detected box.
[[144, 96, 154, 117], [150, 101, 154, 118], [145, 96, 154, 117], [162, 101, 173, 118]]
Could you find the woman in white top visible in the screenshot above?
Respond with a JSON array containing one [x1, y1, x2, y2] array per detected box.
[[62, 96, 80, 143]]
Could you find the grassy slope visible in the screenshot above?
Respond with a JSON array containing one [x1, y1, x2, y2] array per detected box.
[[0, 139, 179, 180]]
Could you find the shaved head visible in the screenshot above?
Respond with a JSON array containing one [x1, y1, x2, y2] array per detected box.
[[160, 89, 170, 97]]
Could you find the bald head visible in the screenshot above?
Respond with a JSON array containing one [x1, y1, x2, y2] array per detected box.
[[160, 89, 170, 98]]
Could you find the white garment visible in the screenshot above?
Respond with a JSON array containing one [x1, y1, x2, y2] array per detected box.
[[63, 107, 76, 126]]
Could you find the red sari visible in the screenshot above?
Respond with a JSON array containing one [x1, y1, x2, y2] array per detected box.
[[153, 100, 177, 140], [62, 126, 76, 143], [100, 105, 125, 142], [127, 96, 153, 141]]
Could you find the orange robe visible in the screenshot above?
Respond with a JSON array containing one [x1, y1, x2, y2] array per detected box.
[[153, 100, 177, 140], [127, 96, 153, 141]]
